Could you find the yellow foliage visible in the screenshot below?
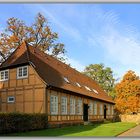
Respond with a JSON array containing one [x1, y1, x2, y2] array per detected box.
[[115, 70, 140, 114]]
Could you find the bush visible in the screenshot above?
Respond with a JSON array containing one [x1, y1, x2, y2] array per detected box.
[[0, 112, 48, 134]]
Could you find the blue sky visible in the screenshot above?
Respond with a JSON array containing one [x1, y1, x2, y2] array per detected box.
[[0, 4, 140, 80]]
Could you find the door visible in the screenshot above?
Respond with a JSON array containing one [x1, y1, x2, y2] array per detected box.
[[104, 105, 107, 119], [83, 104, 89, 121]]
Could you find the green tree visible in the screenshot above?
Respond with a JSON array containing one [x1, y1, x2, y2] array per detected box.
[[0, 13, 66, 64], [83, 63, 116, 98]]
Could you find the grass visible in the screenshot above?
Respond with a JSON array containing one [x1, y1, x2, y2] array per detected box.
[[2, 122, 136, 137]]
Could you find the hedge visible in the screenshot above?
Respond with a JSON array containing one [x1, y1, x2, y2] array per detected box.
[[0, 112, 48, 134]]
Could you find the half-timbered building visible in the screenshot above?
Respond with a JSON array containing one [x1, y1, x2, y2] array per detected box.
[[0, 42, 115, 126]]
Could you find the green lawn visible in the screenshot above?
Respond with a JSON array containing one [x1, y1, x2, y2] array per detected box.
[[3, 122, 136, 137]]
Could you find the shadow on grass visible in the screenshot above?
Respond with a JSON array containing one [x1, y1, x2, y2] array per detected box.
[[1, 123, 102, 137]]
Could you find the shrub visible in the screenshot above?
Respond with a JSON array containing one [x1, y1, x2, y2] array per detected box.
[[0, 112, 48, 134]]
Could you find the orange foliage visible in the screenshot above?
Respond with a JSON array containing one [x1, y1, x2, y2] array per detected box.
[[0, 13, 65, 63], [115, 70, 140, 114]]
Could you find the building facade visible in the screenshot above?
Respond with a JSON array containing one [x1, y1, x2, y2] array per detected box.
[[0, 42, 115, 126]]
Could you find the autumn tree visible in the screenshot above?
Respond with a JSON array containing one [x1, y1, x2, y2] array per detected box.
[[83, 63, 116, 98], [115, 70, 140, 114], [0, 13, 65, 64]]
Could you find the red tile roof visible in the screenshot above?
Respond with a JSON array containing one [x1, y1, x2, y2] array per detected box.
[[0, 42, 114, 104]]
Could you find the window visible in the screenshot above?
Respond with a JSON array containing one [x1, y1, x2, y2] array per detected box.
[[0, 70, 9, 81], [89, 102, 93, 115], [112, 106, 114, 115], [93, 101, 97, 115], [76, 82, 81, 87], [85, 86, 91, 91], [61, 96, 67, 114], [100, 104, 103, 115], [7, 96, 15, 103], [77, 99, 82, 115], [107, 105, 110, 115], [63, 77, 70, 83], [50, 95, 58, 115], [70, 97, 75, 115], [17, 66, 28, 79], [92, 89, 99, 94]]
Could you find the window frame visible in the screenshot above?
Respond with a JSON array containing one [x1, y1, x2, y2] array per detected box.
[[7, 96, 15, 103], [17, 66, 28, 79], [61, 96, 67, 115], [112, 106, 114, 115], [63, 77, 70, 83], [100, 104, 103, 115], [50, 95, 58, 115], [70, 97, 75, 115], [89, 102, 93, 115], [107, 105, 110, 115], [0, 70, 9, 81], [93, 101, 97, 115], [77, 99, 82, 115]]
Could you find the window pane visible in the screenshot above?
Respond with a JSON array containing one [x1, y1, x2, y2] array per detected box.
[[7, 96, 15, 103], [77, 99, 82, 114], [0, 72, 4, 80], [89, 102, 93, 114], [23, 67, 27, 76], [50, 95, 58, 115], [17, 66, 28, 78], [100, 104, 103, 115], [18, 68, 22, 77], [94, 102, 97, 115], [5, 71, 8, 80], [61, 97, 67, 114], [70, 98, 75, 115], [108, 105, 110, 115]]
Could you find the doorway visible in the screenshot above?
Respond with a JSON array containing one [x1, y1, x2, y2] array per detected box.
[[83, 104, 89, 121], [104, 105, 107, 119]]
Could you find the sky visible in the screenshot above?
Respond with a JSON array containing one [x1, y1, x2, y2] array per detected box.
[[0, 4, 140, 80]]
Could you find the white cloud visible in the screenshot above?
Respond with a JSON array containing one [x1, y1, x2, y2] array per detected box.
[[87, 8, 140, 76], [25, 4, 140, 77], [65, 56, 85, 72], [26, 4, 82, 41]]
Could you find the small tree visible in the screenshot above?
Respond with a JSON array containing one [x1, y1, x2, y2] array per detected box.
[[0, 13, 66, 64]]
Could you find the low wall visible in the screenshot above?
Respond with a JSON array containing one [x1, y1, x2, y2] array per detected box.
[[120, 114, 140, 124]]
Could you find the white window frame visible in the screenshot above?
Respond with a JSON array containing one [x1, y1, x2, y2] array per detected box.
[[17, 66, 28, 79], [61, 96, 67, 115], [93, 101, 97, 115], [89, 102, 93, 115], [112, 106, 114, 115], [70, 97, 75, 115], [100, 104, 103, 115], [7, 96, 15, 103], [107, 105, 110, 115], [77, 99, 82, 115], [50, 95, 58, 115], [0, 70, 9, 81]]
